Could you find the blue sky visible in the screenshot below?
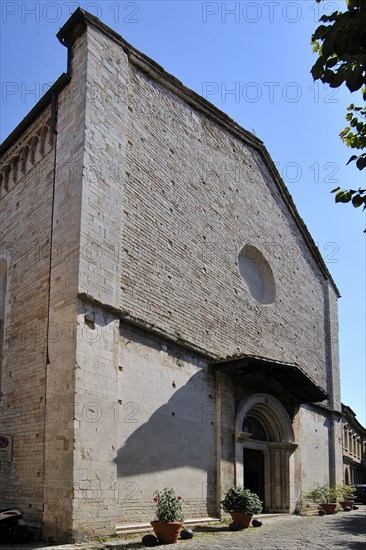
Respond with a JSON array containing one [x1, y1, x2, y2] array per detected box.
[[1, 1, 365, 424]]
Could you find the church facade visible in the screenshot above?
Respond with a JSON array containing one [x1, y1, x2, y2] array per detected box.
[[0, 9, 343, 542]]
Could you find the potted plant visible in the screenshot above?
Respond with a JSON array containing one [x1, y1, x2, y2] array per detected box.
[[221, 486, 263, 528], [337, 484, 356, 510], [304, 485, 338, 515], [150, 488, 184, 544]]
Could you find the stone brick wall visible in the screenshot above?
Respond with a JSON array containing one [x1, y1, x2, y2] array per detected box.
[[120, 61, 332, 392], [116, 324, 216, 524], [70, 25, 129, 538], [72, 299, 119, 539], [42, 32, 88, 541], [0, 27, 87, 535], [0, 106, 54, 524], [295, 405, 332, 493], [77, 25, 127, 308]]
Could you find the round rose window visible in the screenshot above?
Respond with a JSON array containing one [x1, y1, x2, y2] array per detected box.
[[238, 244, 276, 304]]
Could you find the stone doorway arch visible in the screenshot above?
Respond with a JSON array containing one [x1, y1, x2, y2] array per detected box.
[[235, 393, 297, 512]]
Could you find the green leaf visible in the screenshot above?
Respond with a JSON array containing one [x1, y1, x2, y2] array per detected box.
[[346, 25, 364, 54], [346, 71, 363, 92], [352, 194, 365, 208], [313, 24, 328, 40], [356, 156, 366, 170], [346, 155, 358, 164], [322, 35, 337, 57], [326, 56, 339, 68], [311, 56, 327, 80], [329, 70, 346, 87], [327, 11, 339, 23], [340, 126, 351, 136], [335, 191, 352, 203], [310, 2, 366, 226]]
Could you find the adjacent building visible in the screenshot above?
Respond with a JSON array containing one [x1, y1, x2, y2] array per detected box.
[[342, 404, 366, 485], [0, 9, 343, 542]]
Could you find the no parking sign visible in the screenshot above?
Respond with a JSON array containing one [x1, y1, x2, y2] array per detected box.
[[0, 435, 12, 462]]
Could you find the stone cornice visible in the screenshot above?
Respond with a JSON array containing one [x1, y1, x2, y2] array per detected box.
[[78, 292, 216, 361], [306, 402, 343, 418]]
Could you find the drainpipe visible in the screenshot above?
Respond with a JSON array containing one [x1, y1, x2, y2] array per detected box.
[[324, 281, 337, 488], [41, 91, 59, 533], [215, 368, 222, 518]]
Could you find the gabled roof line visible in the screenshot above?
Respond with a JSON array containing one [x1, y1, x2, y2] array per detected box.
[[1, 8, 340, 297], [57, 9, 340, 297], [342, 403, 366, 435], [0, 73, 70, 158]]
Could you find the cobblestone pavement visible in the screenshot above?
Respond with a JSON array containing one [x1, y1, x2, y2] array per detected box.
[[4, 507, 365, 550], [173, 509, 366, 550]]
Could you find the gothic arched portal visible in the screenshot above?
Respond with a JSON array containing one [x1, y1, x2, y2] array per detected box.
[[235, 393, 298, 512]]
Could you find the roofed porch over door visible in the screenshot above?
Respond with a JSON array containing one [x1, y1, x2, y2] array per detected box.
[[213, 354, 328, 405], [212, 354, 328, 513]]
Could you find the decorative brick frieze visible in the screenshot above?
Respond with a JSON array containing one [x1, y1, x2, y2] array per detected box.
[[0, 111, 54, 199]]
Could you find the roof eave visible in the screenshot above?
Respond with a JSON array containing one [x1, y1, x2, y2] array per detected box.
[[213, 354, 329, 404], [0, 73, 70, 158]]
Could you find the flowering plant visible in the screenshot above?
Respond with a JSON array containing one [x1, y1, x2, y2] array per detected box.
[[153, 488, 184, 523]]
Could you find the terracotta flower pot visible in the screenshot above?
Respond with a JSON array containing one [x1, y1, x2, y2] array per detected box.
[[150, 521, 183, 544], [339, 500, 354, 510], [230, 512, 253, 528], [319, 503, 337, 515]]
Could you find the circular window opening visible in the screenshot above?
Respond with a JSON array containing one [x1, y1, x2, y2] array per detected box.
[[238, 244, 276, 304]]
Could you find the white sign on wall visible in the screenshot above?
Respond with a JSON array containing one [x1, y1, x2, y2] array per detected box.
[[0, 435, 12, 462]]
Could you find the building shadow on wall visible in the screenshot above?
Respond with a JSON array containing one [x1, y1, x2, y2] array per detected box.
[[115, 369, 215, 472], [114, 326, 217, 507]]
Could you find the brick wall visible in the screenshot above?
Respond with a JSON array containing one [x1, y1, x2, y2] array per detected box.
[[42, 32, 88, 541], [0, 107, 54, 523], [120, 62, 332, 392]]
